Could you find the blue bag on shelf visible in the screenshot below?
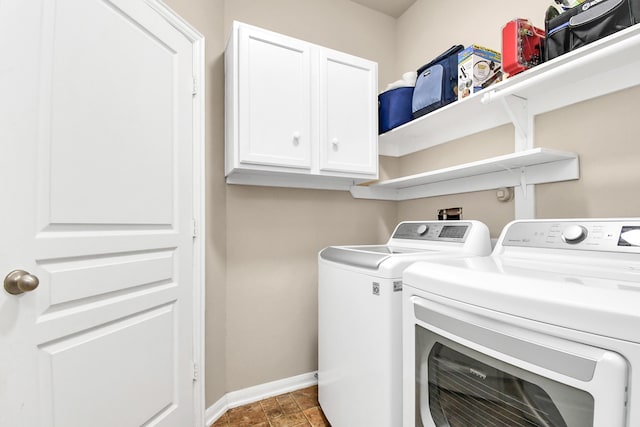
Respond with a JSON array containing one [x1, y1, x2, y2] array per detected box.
[[378, 86, 414, 134], [412, 44, 464, 118]]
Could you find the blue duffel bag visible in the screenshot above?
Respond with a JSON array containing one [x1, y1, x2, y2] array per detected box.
[[412, 44, 463, 118], [378, 86, 414, 134]]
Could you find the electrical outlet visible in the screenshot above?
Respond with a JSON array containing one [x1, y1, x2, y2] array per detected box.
[[496, 187, 514, 202]]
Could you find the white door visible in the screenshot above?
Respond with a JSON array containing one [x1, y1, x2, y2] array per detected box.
[[238, 24, 313, 170], [319, 48, 378, 176], [0, 1, 197, 426]]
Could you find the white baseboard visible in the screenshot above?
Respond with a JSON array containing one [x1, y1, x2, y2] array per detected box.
[[205, 371, 318, 426], [204, 395, 228, 426]]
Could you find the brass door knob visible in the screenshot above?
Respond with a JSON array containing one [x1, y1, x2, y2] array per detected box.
[[4, 270, 40, 295]]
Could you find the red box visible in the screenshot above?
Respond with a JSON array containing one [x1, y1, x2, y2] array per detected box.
[[502, 19, 545, 76]]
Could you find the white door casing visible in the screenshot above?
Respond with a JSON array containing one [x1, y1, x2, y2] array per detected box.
[[0, 0, 205, 426]]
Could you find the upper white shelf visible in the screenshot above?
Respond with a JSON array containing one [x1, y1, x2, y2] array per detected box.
[[379, 24, 640, 157], [350, 148, 579, 201]]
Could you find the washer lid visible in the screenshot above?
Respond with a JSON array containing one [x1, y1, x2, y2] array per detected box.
[[320, 246, 390, 269], [342, 245, 428, 254]]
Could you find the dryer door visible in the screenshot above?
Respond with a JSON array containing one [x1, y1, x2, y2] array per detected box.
[[409, 296, 628, 427]]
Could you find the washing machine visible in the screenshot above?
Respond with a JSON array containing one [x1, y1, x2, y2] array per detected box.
[[403, 218, 640, 427], [318, 220, 491, 427]]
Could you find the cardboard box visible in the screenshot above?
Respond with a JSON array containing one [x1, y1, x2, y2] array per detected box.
[[457, 45, 502, 99]]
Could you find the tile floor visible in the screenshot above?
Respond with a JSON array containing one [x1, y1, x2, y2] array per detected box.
[[211, 385, 330, 427]]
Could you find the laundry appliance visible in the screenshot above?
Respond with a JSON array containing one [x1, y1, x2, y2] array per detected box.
[[318, 220, 491, 427], [403, 218, 640, 427]]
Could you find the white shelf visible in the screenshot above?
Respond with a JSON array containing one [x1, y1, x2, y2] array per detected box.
[[379, 24, 640, 157], [350, 148, 579, 201]]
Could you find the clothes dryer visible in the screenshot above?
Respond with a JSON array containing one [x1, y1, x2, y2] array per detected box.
[[318, 220, 491, 427], [403, 218, 640, 427]]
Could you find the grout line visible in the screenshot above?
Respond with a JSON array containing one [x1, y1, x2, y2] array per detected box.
[[220, 387, 321, 427], [292, 392, 312, 427], [257, 399, 270, 427]]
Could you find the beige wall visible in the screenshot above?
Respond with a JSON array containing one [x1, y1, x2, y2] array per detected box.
[[222, 0, 398, 393], [396, 125, 516, 236], [168, 0, 640, 409], [535, 84, 640, 218], [168, 0, 398, 405], [224, 0, 398, 92], [395, 0, 548, 76], [393, 0, 554, 236], [226, 188, 396, 390], [394, 0, 640, 236]]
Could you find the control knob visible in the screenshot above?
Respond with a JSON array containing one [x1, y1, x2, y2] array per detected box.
[[416, 224, 429, 236], [562, 225, 587, 244]]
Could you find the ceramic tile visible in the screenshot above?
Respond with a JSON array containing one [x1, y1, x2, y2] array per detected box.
[[291, 386, 319, 411], [211, 412, 229, 426], [227, 401, 269, 426], [275, 393, 301, 415], [269, 412, 310, 427], [303, 407, 330, 427], [208, 385, 329, 427], [260, 397, 285, 420]]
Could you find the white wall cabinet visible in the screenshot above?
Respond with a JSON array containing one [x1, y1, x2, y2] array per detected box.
[[318, 48, 378, 176], [235, 24, 312, 170], [226, 21, 378, 190]]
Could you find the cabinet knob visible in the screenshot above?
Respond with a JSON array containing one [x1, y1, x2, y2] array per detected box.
[[331, 138, 339, 150], [292, 132, 301, 145]]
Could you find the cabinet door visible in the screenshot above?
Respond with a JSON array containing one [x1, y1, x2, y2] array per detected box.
[[238, 25, 312, 170], [319, 49, 378, 176]]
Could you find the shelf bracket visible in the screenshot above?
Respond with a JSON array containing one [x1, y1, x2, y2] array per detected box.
[[498, 94, 535, 219], [515, 166, 536, 219], [519, 167, 528, 199], [499, 95, 533, 152]]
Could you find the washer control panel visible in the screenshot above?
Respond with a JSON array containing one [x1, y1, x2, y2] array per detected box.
[[501, 219, 640, 252], [392, 221, 470, 242]]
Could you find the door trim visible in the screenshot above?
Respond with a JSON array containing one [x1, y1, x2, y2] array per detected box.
[[144, 1, 206, 425]]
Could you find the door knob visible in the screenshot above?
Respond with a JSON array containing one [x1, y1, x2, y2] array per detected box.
[[4, 270, 39, 295]]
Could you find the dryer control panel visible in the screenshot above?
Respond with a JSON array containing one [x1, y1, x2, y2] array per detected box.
[[501, 219, 640, 253]]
